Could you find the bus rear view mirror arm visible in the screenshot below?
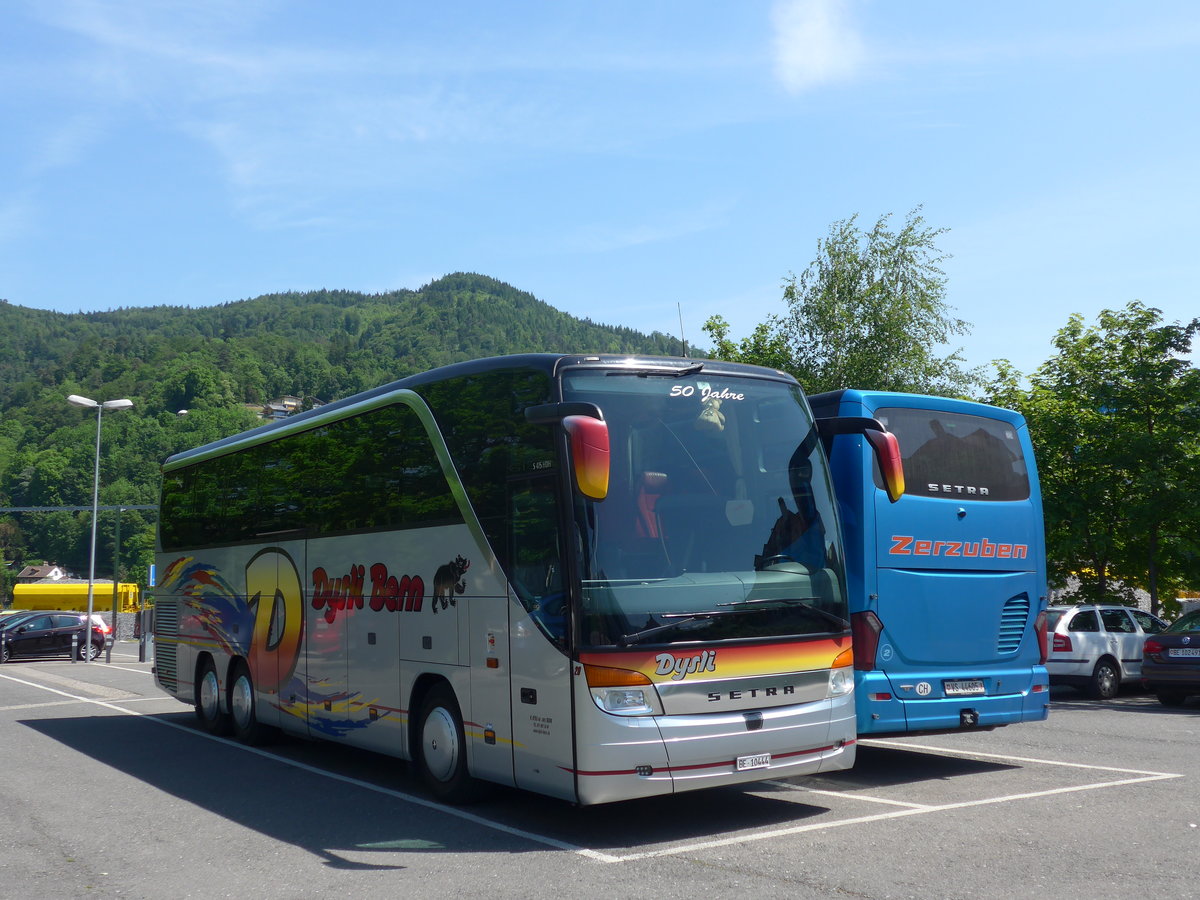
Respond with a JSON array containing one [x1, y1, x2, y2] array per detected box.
[[524, 402, 610, 501], [816, 416, 906, 502]]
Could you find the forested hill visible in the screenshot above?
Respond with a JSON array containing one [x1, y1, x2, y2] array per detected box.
[[0, 272, 688, 414], [0, 273, 691, 581]]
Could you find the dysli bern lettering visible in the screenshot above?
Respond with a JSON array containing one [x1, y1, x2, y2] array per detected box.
[[889, 535, 1028, 560]]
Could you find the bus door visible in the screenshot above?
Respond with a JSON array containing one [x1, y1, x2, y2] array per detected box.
[[503, 475, 576, 801], [243, 542, 307, 732]]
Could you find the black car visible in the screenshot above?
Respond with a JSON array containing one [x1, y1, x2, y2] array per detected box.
[[0, 611, 110, 662], [1141, 609, 1200, 706]]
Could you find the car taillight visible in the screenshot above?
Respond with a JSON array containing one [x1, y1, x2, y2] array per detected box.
[[1035, 610, 1049, 665], [1144, 638, 1163, 658], [851, 610, 883, 671], [1052, 633, 1071, 653]]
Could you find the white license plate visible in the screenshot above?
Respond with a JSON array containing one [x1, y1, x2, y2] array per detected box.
[[944, 679, 986, 696], [1168, 648, 1200, 658], [736, 753, 771, 771]]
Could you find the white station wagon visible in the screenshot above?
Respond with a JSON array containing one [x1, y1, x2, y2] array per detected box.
[[1045, 604, 1168, 699]]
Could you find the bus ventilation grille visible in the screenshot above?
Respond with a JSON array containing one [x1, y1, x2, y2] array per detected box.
[[997, 592, 1031, 654], [154, 600, 180, 692]]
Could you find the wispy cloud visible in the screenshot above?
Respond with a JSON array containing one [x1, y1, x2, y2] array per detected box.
[[557, 200, 734, 255], [770, 0, 866, 93]]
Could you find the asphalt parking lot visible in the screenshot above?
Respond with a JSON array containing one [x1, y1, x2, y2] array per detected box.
[[1, 645, 1196, 899]]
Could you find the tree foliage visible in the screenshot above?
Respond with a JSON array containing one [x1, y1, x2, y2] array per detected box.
[[704, 209, 978, 396], [988, 302, 1200, 614]]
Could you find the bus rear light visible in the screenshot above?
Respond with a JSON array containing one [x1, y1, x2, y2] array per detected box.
[[851, 611, 883, 671], [869, 692, 892, 701], [1034, 610, 1049, 664], [1032, 683, 1048, 693]]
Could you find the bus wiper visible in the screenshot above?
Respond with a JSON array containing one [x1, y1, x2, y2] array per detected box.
[[715, 597, 849, 631], [618, 613, 718, 646]]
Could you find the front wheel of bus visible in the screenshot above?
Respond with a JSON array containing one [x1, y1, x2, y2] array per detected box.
[[417, 684, 476, 803], [229, 662, 274, 746], [195, 658, 231, 735]]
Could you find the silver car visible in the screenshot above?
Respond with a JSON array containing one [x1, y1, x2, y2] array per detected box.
[[1045, 604, 1168, 699]]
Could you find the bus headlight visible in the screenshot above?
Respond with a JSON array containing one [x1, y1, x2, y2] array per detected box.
[[829, 647, 854, 697], [584, 663, 664, 716]]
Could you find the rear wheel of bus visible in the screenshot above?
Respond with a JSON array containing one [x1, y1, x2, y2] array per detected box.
[[416, 683, 476, 803], [195, 657, 232, 735], [229, 661, 275, 745]]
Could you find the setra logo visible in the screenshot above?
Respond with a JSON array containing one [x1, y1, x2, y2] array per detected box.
[[655, 650, 718, 680]]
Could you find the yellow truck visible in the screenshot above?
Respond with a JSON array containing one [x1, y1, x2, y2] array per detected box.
[[12, 582, 141, 614]]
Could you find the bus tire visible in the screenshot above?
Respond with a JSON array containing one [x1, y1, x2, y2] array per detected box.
[[228, 661, 275, 746], [1088, 658, 1120, 700], [195, 657, 232, 735], [416, 683, 477, 803]]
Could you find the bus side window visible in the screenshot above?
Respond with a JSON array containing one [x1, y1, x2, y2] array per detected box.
[[509, 477, 566, 646]]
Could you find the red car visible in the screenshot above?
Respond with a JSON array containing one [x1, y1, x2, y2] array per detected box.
[[0, 611, 111, 662]]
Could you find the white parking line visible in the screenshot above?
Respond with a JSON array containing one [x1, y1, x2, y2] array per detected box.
[[615, 770, 1181, 862], [2, 668, 1184, 866], [861, 738, 1181, 778]]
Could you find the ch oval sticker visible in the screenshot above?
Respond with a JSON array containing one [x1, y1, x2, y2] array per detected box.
[[915, 682, 932, 696]]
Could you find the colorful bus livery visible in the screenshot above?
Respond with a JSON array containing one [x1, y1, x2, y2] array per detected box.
[[809, 390, 1050, 737], [154, 354, 892, 805]]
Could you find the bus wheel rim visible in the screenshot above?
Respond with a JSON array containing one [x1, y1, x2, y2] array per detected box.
[[424, 707, 459, 782], [231, 674, 254, 730], [199, 669, 221, 720]]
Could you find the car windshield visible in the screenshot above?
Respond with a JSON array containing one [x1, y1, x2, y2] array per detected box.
[[1164, 610, 1200, 634], [562, 367, 848, 649]]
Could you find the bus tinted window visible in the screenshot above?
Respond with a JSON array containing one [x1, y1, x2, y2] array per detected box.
[[159, 401, 460, 549], [418, 367, 555, 580], [874, 407, 1030, 501]]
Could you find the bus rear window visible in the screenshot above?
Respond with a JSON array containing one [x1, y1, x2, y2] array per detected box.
[[873, 407, 1030, 502]]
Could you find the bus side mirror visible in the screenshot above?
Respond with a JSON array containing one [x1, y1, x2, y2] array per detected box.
[[816, 415, 905, 503], [864, 429, 905, 503], [563, 415, 610, 501]]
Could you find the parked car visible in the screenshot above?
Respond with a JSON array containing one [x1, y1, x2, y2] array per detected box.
[[0, 611, 110, 662], [1141, 609, 1200, 707], [1045, 604, 1168, 699]]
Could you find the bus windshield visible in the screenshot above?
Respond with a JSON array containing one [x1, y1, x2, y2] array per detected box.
[[561, 368, 847, 649]]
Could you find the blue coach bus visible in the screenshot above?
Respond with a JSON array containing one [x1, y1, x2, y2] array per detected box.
[[809, 390, 1050, 736]]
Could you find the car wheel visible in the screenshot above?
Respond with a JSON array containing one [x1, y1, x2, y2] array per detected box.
[[416, 683, 477, 803], [229, 662, 275, 745], [1088, 658, 1120, 700], [1156, 690, 1189, 708], [195, 657, 232, 735]]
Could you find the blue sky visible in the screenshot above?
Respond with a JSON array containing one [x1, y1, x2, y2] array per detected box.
[[4, 0, 1198, 378]]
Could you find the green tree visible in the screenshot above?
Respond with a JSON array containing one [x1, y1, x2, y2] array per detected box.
[[704, 209, 977, 395], [988, 302, 1200, 614]]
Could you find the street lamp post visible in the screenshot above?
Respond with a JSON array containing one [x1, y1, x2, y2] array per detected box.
[[67, 394, 133, 663]]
